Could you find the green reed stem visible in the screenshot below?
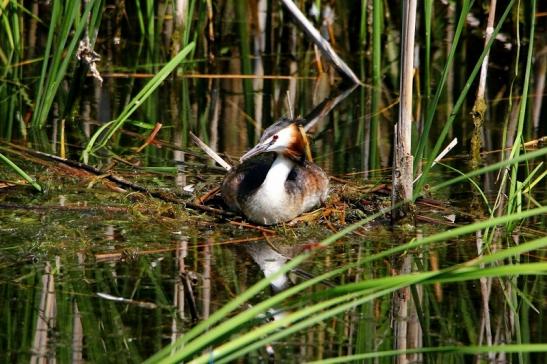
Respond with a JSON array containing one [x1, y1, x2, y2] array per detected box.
[[0, 152, 41, 191], [506, 0, 536, 231], [187, 237, 547, 364], [31, 0, 100, 129], [370, 0, 382, 171], [234, 0, 255, 144], [309, 344, 547, 364], [415, 0, 514, 195], [413, 0, 471, 172], [82, 42, 195, 162], [423, 0, 432, 123], [356, 1, 366, 145], [146, 199, 546, 364]]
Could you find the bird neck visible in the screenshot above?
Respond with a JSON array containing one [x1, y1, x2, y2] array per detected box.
[[261, 153, 295, 194]]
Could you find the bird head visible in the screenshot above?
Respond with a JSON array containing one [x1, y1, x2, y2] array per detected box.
[[240, 118, 313, 163]]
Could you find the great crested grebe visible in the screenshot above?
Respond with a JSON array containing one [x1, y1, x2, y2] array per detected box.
[[222, 117, 329, 225]]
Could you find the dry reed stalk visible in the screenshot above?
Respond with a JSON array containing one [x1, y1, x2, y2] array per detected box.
[[391, 0, 417, 222], [279, 0, 361, 85]]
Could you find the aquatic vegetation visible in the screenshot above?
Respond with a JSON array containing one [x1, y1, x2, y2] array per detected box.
[[0, 0, 544, 363]]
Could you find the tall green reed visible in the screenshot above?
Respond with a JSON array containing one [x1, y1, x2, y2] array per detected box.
[[0, 0, 26, 140], [0, 152, 41, 191], [145, 206, 547, 363], [415, 1, 516, 198], [145, 143, 547, 362], [235, 1, 256, 144], [504, 0, 537, 232], [0, 265, 40, 362], [369, 0, 382, 172], [413, 0, 471, 177], [356, 2, 367, 148], [421, 0, 432, 145], [308, 344, 547, 364], [82, 42, 195, 163], [31, 0, 104, 129]]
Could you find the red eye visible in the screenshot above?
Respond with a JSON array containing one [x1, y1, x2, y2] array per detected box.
[[272, 135, 278, 141]]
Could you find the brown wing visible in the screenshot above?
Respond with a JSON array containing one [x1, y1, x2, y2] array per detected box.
[[285, 161, 329, 205]]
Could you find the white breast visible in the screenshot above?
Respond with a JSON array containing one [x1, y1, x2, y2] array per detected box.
[[242, 155, 297, 225]]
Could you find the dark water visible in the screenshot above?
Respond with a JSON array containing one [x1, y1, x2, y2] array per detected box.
[[1, 123, 544, 363], [1, 2, 546, 362]]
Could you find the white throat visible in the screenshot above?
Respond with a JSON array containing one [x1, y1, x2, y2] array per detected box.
[[261, 154, 294, 195]]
